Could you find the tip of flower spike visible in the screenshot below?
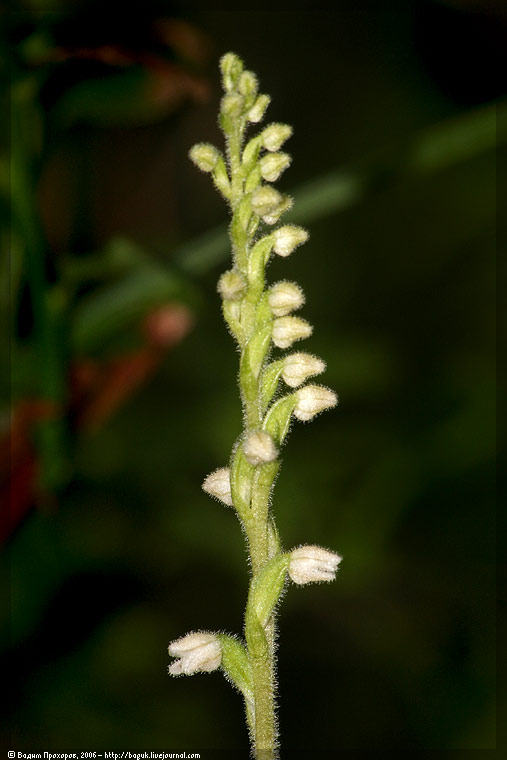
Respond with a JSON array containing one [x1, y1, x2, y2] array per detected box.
[[220, 52, 244, 91]]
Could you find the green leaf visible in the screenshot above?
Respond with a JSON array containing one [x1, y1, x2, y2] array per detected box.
[[260, 360, 284, 411], [217, 634, 253, 701], [263, 395, 297, 446], [245, 553, 289, 657], [71, 263, 197, 354], [230, 442, 254, 518]]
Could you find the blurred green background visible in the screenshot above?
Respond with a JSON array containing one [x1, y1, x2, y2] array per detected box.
[[3, 0, 500, 754]]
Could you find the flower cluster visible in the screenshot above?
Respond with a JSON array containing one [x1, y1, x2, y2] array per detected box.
[[169, 52, 342, 758]]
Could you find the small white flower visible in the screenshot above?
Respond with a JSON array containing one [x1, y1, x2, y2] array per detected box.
[[168, 631, 222, 675], [262, 123, 293, 152], [262, 195, 293, 225], [202, 467, 233, 506], [243, 430, 278, 466], [260, 152, 291, 183], [282, 353, 326, 388], [251, 186, 284, 218], [288, 545, 342, 585], [293, 384, 337, 421], [189, 143, 220, 173], [247, 94, 270, 123], [272, 225, 308, 257], [268, 282, 305, 317], [272, 316, 312, 349], [218, 270, 246, 301]]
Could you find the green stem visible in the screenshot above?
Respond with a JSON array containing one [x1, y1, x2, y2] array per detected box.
[[226, 105, 279, 760], [11, 83, 69, 491]]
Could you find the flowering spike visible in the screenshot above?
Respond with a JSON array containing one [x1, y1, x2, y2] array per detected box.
[[184, 52, 341, 758]]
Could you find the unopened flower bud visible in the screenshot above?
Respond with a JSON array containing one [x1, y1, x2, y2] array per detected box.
[[202, 467, 233, 506], [189, 143, 220, 173], [294, 384, 337, 421], [260, 152, 291, 182], [220, 52, 243, 91], [251, 186, 283, 218], [168, 631, 222, 675], [262, 123, 293, 152], [262, 196, 293, 225], [272, 316, 312, 349], [268, 281, 305, 317], [218, 270, 246, 301], [243, 430, 278, 466], [221, 92, 244, 117], [288, 545, 342, 585], [238, 70, 258, 100], [247, 94, 270, 123], [273, 225, 309, 257], [282, 353, 326, 388]]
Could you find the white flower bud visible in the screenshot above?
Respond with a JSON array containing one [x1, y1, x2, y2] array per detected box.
[[288, 545, 342, 585], [189, 143, 220, 173], [243, 430, 278, 466], [272, 316, 312, 349], [282, 353, 326, 388], [262, 123, 293, 152], [220, 52, 243, 91], [293, 384, 338, 421], [168, 631, 222, 675], [260, 152, 291, 182], [247, 94, 270, 123], [202, 467, 233, 506], [218, 270, 246, 301], [251, 186, 283, 218], [268, 281, 305, 317], [273, 225, 309, 257], [262, 195, 293, 225]]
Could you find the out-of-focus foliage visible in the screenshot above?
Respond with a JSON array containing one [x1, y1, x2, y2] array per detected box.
[[3, 1, 499, 753]]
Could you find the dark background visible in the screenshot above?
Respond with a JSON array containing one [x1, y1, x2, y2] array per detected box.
[[3, 0, 500, 754]]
